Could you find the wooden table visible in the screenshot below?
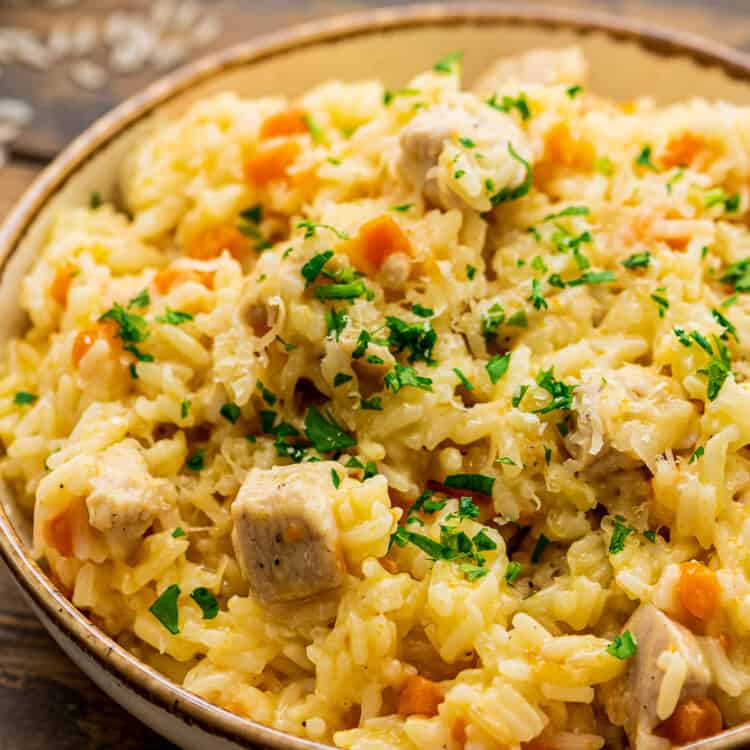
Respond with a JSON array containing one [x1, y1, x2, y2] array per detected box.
[[1, 1, 749, 747]]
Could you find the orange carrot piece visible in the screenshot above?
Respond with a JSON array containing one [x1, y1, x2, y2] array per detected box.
[[397, 675, 444, 717], [660, 697, 722, 745], [452, 717, 468, 746], [186, 225, 248, 261], [259, 108, 309, 140], [661, 132, 707, 169], [543, 122, 595, 171], [49, 262, 78, 307], [679, 561, 720, 621], [71, 320, 122, 368], [153, 267, 214, 294], [44, 500, 87, 557], [244, 140, 301, 185], [379, 556, 399, 574], [348, 215, 412, 276]]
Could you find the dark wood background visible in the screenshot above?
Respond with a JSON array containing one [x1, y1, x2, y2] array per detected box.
[[1, 1, 749, 747]]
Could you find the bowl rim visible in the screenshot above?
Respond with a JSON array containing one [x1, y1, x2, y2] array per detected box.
[[3, 3, 750, 748]]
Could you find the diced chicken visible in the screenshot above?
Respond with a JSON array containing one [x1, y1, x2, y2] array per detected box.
[[565, 364, 698, 473], [86, 439, 174, 556], [605, 604, 712, 750], [231, 462, 346, 604], [398, 103, 531, 213], [472, 46, 587, 95]]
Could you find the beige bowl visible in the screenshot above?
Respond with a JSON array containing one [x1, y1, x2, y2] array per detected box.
[[2, 4, 750, 749]]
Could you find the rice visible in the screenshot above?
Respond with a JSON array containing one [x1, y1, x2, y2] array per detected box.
[[3, 46, 750, 748]]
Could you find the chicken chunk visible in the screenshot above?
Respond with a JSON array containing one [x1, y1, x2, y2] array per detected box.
[[605, 604, 711, 750], [398, 103, 531, 213], [231, 462, 346, 604], [565, 364, 698, 472], [86, 439, 174, 556], [472, 46, 587, 95]]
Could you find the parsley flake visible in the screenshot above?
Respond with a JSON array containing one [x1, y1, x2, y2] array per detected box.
[[190, 587, 219, 620], [433, 51, 463, 74], [622, 251, 651, 269], [444, 473, 495, 496], [607, 630, 637, 660], [609, 516, 633, 554], [384, 364, 433, 394], [453, 367, 474, 391], [13, 391, 37, 405], [149, 584, 181, 634], [489, 143, 532, 205], [486, 353, 511, 385], [220, 402, 241, 424], [186, 449, 204, 472], [505, 560, 522, 583], [634, 145, 657, 171], [302, 250, 334, 287], [156, 308, 193, 325], [304, 406, 356, 452]]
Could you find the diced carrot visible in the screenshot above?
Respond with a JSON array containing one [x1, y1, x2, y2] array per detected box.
[[347, 215, 412, 276], [660, 697, 722, 745], [153, 267, 214, 294], [452, 717, 468, 746], [660, 132, 708, 170], [379, 556, 399, 574], [244, 140, 301, 185], [49, 262, 78, 307], [259, 108, 309, 140], [186, 225, 248, 261], [679, 561, 720, 621], [543, 122, 596, 171], [397, 675, 444, 717], [71, 320, 122, 368], [44, 500, 87, 557], [617, 100, 638, 115]]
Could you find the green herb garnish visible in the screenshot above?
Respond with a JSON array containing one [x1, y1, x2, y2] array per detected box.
[[149, 584, 181, 634]]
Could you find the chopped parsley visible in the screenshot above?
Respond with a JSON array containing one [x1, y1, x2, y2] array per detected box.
[[297, 220, 349, 240], [594, 156, 614, 176], [698, 334, 732, 401], [643, 529, 657, 543], [609, 516, 633, 554], [313, 279, 367, 300], [720, 258, 750, 292], [411, 303, 433, 318], [534, 368, 575, 414], [149, 584, 181, 634], [544, 446, 552, 465], [303, 113, 325, 144], [634, 145, 657, 171], [89, 191, 101, 209], [486, 353, 511, 385], [13, 391, 37, 405], [453, 367, 474, 391], [325, 308, 348, 341], [650, 292, 669, 318], [527, 279, 548, 310], [180, 399, 191, 419], [512, 384, 529, 408], [240, 204, 263, 224], [481, 302, 505, 338], [391, 203, 414, 213], [383, 88, 420, 106], [489, 143, 532, 205], [689, 446, 705, 464], [622, 251, 651, 269], [156, 308, 193, 325], [673, 327, 692, 347], [531, 534, 549, 564], [360, 396, 382, 411], [495, 456, 516, 466], [444, 473, 495, 496], [190, 587, 219, 620], [433, 51, 463, 74], [487, 93, 531, 121], [458, 136, 476, 149], [186, 449, 204, 471], [128, 363, 139, 379], [304, 406, 356, 452], [331, 468, 341, 488], [171, 527, 185, 538], [543, 205, 589, 222], [705, 188, 740, 213], [220, 402, 241, 424], [333, 372, 353, 387], [505, 561, 522, 583], [507, 310, 528, 328], [466, 264, 477, 280], [566, 85, 583, 99], [712, 308, 739, 342], [99, 303, 148, 344], [459, 563, 488, 581], [666, 168, 684, 194], [302, 250, 334, 286], [385, 316, 437, 363], [384, 364, 433, 394], [128, 289, 150, 309], [607, 630, 637, 660]]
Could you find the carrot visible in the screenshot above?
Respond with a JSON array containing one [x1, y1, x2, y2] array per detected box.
[[44, 500, 87, 557], [451, 717, 468, 746], [244, 140, 301, 185], [259, 108, 309, 140], [347, 215, 412, 276], [49, 262, 78, 307], [679, 561, 719, 621], [397, 675, 443, 717], [660, 697, 722, 744], [378, 556, 399, 574], [543, 122, 596, 171], [153, 267, 214, 294], [660, 132, 707, 169], [71, 320, 122, 368], [186, 225, 248, 261]]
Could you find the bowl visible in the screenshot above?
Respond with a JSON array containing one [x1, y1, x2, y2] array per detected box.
[[2, 4, 750, 749]]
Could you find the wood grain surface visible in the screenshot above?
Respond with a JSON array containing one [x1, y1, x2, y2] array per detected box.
[[0, 1, 748, 748]]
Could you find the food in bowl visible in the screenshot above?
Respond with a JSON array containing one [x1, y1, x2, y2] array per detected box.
[[1, 43, 748, 749]]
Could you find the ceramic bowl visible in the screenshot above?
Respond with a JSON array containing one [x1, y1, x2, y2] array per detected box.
[[2, 4, 750, 749]]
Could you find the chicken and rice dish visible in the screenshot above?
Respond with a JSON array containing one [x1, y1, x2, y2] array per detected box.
[[4, 45, 750, 749]]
